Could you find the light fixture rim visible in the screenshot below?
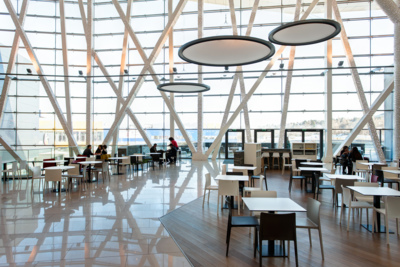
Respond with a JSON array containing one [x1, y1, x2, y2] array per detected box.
[[157, 82, 211, 93], [268, 19, 341, 46], [178, 35, 276, 67]]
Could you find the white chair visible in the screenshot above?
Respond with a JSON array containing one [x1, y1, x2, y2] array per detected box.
[[373, 196, 400, 245], [242, 175, 264, 208], [296, 198, 324, 260], [354, 160, 368, 177], [44, 169, 63, 193], [62, 164, 85, 191], [218, 180, 240, 215], [18, 160, 29, 180], [340, 186, 373, 231], [1, 161, 18, 182], [251, 190, 277, 198], [382, 167, 400, 188], [353, 182, 379, 203], [31, 166, 45, 192], [221, 164, 227, 175], [202, 173, 218, 207], [120, 157, 131, 172], [281, 153, 292, 175], [271, 152, 280, 170]]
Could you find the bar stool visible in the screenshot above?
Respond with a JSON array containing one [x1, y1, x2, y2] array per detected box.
[[281, 153, 291, 175], [271, 152, 280, 170]]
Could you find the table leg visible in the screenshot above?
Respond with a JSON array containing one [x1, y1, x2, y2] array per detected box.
[[2, 163, 7, 181]]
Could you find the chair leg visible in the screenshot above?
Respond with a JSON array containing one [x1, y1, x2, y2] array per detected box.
[[318, 227, 324, 260], [254, 227, 258, 258], [226, 225, 231, 256], [202, 188, 206, 207], [294, 240, 299, 267], [259, 238, 262, 267], [347, 207, 351, 231], [217, 195, 220, 214], [289, 178, 292, 192], [308, 228, 312, 247], [339, 203, 344, 224], [385, 214, 390, 245]]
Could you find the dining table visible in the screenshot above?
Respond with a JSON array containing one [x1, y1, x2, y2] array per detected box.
[[323, 174, 365, 181], [108, 157, 128, 175], [242, 197, 306, 257], [79, 161, 102, 182], [347, 186, 400, 233]]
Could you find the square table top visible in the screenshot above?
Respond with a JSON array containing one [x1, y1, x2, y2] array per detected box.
[[45, 166, 74, 170], [298, 167, 329, 172], [347, 186, 400, 197], [382, 169, 400, 175], [227, 165, 257, 171], [215, 174, 249, 181], [79, 161, 103, 165], [323, 174, 365, 180], [242, 197, 306, 212], [109, 157, 129, 160], [300, 162, 325, 166]]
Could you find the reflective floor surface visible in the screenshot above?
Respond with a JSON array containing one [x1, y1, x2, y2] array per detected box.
[[0, 160, 221, 267]]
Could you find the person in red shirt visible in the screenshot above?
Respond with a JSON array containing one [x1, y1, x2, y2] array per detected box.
[[169, 137, 178, 149], [167, 137, 179, 163]]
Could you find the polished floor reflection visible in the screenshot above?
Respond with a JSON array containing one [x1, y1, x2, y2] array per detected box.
[[0, 160, 220, 266]]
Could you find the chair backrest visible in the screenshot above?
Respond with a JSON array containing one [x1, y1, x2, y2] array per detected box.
[[20, 160, 27, 169], [307, 198, 321, 226], [335, 178, 355, 194], [11, 162, 18, 172], [102, 161, 109, 172], [259, 213, 296, 241], [385, 197, 400, 219], [370, 174, 379, 183], [32, 166, 41, 178], [251, 190, 277, 198], [218, 180, 239, 196], [67, 164, 80, 175], [226, 172, 243, 176], [295, 159, 307, 169], [205, 173, 211, 188], [134, 154, 143, 162], [232, 168, 248, 176], [355, 160, 368, 170], [341, 185, 352, 206], [382, 167, 398, 179], [43, 158, 56, 168], [122, 157, 130, 164], [45, 169, 62, 182], [222, 164, 226, 175]]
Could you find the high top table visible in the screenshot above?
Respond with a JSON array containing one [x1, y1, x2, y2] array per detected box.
[[347, 186, 400, 233], [242, 197, 306, 257]]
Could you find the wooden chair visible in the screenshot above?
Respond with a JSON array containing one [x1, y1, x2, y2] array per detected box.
[[202, 173, 218, 207], [296, 198, 324, 260], [258, 213, 298, 267], [226, 199, 258, 256]]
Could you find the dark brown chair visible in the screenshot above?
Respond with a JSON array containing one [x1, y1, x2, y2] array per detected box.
[[226, 199, 259, 256], [314, 172, 335, 202], [258, 213, 298, 267], [289, 166, 306, 192]]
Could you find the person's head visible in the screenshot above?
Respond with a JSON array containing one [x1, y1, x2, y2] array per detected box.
[[351, 147, 359, 153], [87, 145, 91, 149], [153, 143, 157, 147], [98, 145, 102, 149], [103, 145, 107, 149], [169, 137, 174, 141]]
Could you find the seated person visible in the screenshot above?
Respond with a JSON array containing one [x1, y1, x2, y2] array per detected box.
[[82, 145, 94, 157], [102, 145, 108, 154], [166, 144, 177, 164], [150, 144, 163, 165], [95, 144, 103, 159]]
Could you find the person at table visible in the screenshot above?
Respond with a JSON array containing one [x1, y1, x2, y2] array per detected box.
[[169, 137, 179, 150], [348, 146, 363, 174], [94, 145, 103, 159], [340, 146, 350, 174], [150, 144, 164, 165], [166, 143, 179, 164], [102, 145, 108, 154], [82, 145, 94, 157]]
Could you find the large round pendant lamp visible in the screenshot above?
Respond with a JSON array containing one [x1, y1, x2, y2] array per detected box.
[[157, 82, 210, 93], [178, 36, 275, 67], [268, 19, 341, 46]]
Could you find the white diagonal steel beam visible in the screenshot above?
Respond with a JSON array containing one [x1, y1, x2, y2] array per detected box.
[[86, 0, 93, 146], [228, 0, 252, 143], [333, 0, 386, 162], [112, 0, 132, 153], [375, 0, 400, 160], [323, 0, 333, 162], [334, 77, 394, 156], [205, 0, 320, 157], [211, 0, 260, 160], [0, 136, 22, 162], [105, 0, 196, 153], [278, 0, 302, 148], [59, 0, 72, 132], [0, 0, 29, 122], [3, 0, 79, 154]]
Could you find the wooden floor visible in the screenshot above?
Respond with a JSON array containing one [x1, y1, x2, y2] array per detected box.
[[160, 170, 400, 267]]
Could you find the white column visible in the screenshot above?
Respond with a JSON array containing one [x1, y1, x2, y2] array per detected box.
[[86, 0, 93, 146], [168, 0, 175, 139], [324, 0, 333, 162]]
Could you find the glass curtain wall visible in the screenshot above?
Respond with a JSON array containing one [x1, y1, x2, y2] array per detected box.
[[0, 0, 394, 161]]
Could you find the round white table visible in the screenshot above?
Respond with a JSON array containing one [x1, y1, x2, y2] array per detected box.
[[109, 157, 128, 175], [79, 161, 102, 182]]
